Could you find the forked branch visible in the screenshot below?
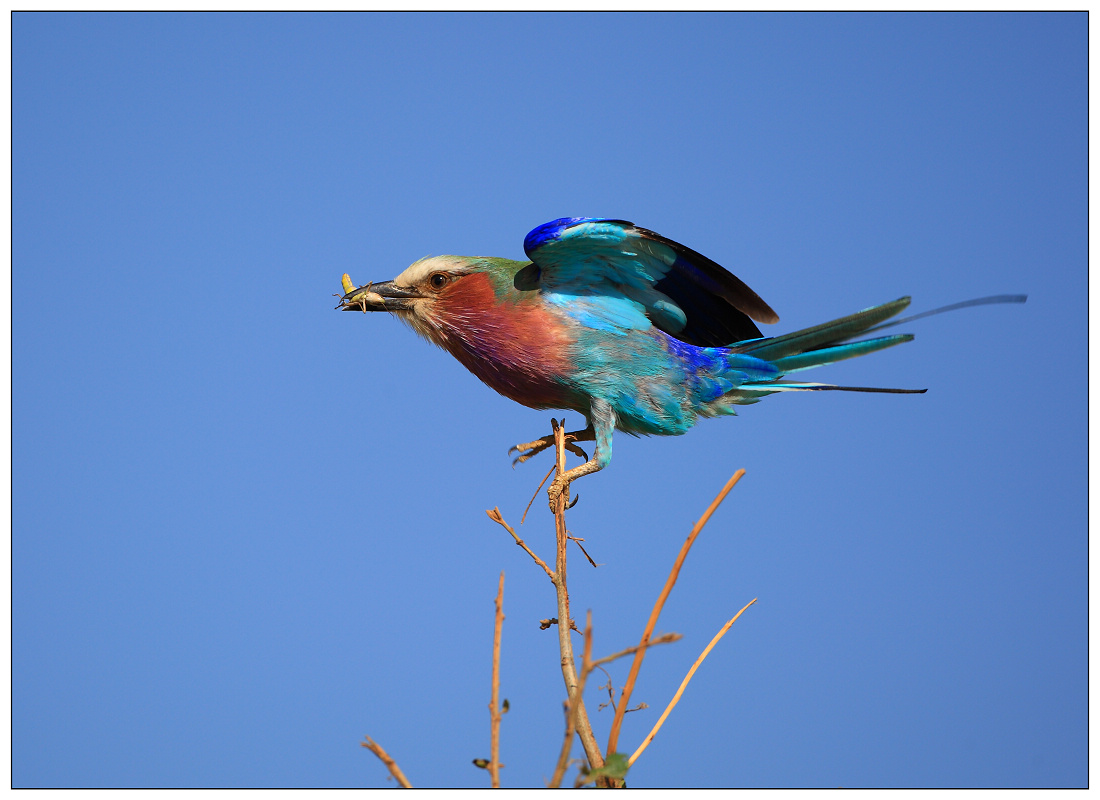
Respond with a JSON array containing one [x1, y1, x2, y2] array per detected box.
[[488, 420, 752, 787], [606, 469, 747, 756]]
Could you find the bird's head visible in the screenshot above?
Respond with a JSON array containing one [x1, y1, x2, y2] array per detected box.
[[338, 255, 539, 347]]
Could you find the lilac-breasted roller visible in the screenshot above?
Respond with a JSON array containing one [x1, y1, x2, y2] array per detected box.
[[337, 217, 1024, 508]]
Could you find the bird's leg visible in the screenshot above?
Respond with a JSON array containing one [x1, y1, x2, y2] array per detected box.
[[548, 400, 615, 512], [510, 425, 594, 466]]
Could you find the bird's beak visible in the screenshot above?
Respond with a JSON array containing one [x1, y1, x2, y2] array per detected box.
[[338, 280, 423, 313]]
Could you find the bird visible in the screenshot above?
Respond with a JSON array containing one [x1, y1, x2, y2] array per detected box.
[[337, 217, 1024, 509]]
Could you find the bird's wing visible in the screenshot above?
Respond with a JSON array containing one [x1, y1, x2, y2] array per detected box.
[[523, 218, 778, 347]]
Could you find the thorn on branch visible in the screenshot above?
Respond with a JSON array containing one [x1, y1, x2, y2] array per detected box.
[[568, 534, 601, 568], [522, 463, 557, 524]]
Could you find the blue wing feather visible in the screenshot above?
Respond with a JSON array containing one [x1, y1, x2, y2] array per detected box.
[[523, 217, 611, 255], [524, 218, 778, 347]]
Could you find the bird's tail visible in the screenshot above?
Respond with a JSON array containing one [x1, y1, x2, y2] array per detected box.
[[720, 294, 1026, 403]]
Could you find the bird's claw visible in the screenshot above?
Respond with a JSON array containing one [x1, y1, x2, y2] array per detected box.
[[509, 436, 589, 467], [547, 477, 580, 511], [509, 436, 554, 467], [566, 442, 589, 462], [510, 446, 547, 468]]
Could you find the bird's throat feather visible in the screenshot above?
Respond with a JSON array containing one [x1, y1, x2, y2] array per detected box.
[[416, 273, 579, 410]]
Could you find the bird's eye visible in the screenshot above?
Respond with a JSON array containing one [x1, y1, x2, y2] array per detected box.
[[429, 273, 449, 290]]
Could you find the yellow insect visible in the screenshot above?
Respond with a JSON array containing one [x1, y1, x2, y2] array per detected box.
[[336, 273, 387, 312]]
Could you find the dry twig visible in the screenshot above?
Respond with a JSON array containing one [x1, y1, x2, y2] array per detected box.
[[548, 420, 605, 775], [590, 632, 683, 671], [606, 469, 746, 756], [595, 667, 617, 713], [361, 736, 412, 788], [486, 507, 554, 581], [549, 610, 594, 787], [488, 571, 505, 788], [629, 598, 757, 766], [568, 533, 600, 568], [521, 462, 557, 524]]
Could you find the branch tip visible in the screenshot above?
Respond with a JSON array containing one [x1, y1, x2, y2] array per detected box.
[[628, 597, 757, 767], [606, 469, 746, 756], [361, 736, 413, 788]]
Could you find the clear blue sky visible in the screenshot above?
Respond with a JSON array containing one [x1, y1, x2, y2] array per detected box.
[[13, 12, 1085, 788]]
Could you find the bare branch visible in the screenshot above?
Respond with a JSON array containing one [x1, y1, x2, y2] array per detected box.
[[521, 463, 557, 524], [549, 610, 595, 787], [606, 469, 746, 756], [628, 598, 757, 766], [590, 632, 683, 671], [595, 667, 617, 713], [568, 533, 601, 568], [361, 736, 412, 788], [548, 419, 606, 775], [488, 571, 505, 788], [486, 507, 554, 581]]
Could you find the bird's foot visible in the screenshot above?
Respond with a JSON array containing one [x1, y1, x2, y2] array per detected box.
[[548, 474, 569, 512], [547, 474, 581, 512], [510, 435, 589, 467], [509, 435, 553, 466]]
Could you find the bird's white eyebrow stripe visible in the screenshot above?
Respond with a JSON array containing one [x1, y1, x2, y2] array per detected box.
[[394, 255, 472, 287]]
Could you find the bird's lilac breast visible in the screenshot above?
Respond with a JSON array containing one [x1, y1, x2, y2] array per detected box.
[[431, 273, 583, 411]]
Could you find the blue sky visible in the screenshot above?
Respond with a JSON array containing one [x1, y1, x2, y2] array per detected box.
[[13, 12, 1086, 788]]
